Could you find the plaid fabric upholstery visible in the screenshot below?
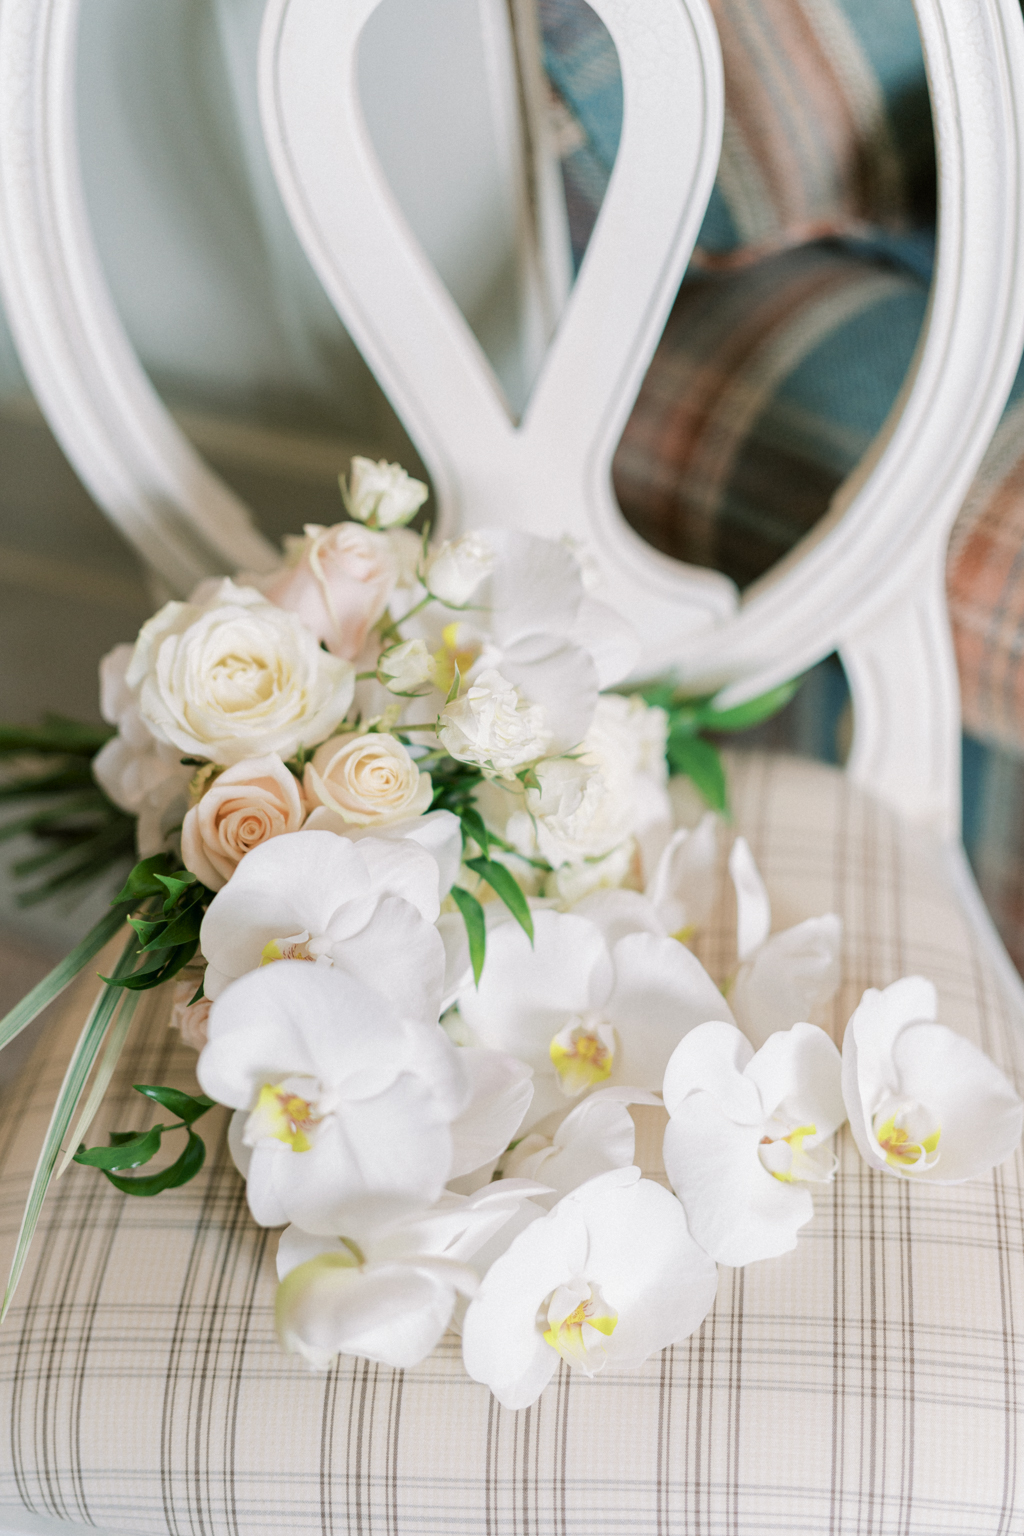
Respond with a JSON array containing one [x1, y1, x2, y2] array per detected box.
[[538, 0, 933, 265], [611, 239, 929, 587], [2, 753, 1023, 1535]]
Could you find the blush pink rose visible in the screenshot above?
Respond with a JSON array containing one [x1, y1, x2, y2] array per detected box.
[[170, 976, 213, 1052], [264, 523, 398, 661], [181, 754, 305, 891]]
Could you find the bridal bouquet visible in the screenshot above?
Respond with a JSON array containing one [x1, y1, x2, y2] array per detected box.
[[1, 458, 1021, 1409]]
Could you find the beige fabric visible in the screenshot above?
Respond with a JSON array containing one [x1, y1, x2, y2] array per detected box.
[[1, 752, 1023, 1535]]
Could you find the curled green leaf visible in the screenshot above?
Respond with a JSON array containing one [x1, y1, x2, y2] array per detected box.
[[73, 1124, 163, 1172], [101, 1127, 206, 1197], [133, 1085, 215, 1125]]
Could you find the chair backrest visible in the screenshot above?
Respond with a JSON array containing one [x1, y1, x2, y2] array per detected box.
[[2, 0, 1024, 841]]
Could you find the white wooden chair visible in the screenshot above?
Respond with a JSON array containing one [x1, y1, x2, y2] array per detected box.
[[1, 0, 1024, 1530]]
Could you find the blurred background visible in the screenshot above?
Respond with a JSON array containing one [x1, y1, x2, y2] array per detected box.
[[2, 0, 1022, 1030]]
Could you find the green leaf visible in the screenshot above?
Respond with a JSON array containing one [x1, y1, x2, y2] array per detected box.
[[465, 857, 534, 943], [73, 1124, 162, 1172], [0, 903, 128, 1058], [114, 854, 175, 905], [667, 732, 728, 812], [139, 900, 203, 951], [0, 717, 115, 755], [445, 662, 462, 706], [692, 678, 802, 733], [449, 886, 487, 986], [154, 871, 198, 909], [1, 931, 139, 1321], [0, 790, 111, 842], [132, 1085, 215, 1125], [459, 807, 491, 856], [101, 1127, 206, 1196], [103, 939, 199, 992]]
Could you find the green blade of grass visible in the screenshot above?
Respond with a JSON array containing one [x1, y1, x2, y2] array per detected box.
[[55, 985, 141, 1179], [0, 903, 129, 1056], [1, 931, 139, 1321]]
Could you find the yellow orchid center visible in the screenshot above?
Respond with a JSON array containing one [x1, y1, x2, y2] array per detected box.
[[671, 924, 696, 945], [873, 1104, 941, 1172], [432, 622, 480, 696], [759, 1123, 817, 1183], [260, 930, 315, 966], [549, 1015, 615, 1095], [245, 1079, 323, 1152], [542, 1280, 618, 1373]]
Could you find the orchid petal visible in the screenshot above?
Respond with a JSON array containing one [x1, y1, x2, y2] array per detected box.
[[570, 597, 641, 688], [352, 835, 443, 922], [661, 1020, 760, 1121], [744, 1023, 846, 1143], [731, 915, 843, 1048], [503, 1090, 645, 1206], [447, 1048, 534, 1177], [325, 894, 445, 1026], [569, 889, 667, 949], [643, 813, 719, 936], [729, 837, 771, 960], [663, 1094, 813, 1265], [498, 633, 598, 754], [605, 932, 736, 1091]]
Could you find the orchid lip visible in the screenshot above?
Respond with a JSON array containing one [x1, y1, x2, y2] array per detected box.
[[550, 1014, 615, 1096], [542, 1278, 618, 1374], [872, 1099, 941, 1172], [260, 930, 334, 966], [243, 1076, 330, 1152]]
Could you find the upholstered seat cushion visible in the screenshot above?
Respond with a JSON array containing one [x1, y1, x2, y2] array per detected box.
[[1, 752, 1022, 1535]]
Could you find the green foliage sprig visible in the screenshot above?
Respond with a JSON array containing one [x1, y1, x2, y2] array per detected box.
[[73, 1084, 216, 1195]]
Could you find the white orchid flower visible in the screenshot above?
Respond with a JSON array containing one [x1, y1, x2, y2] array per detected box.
[[842, 977, 1024, 1181], [456, 895, 733, 1130], [728, 837, 842, 1048], [500, 1087, 660, 1207], [662, 1020, 846, 1266], [461, 1166, 718, 1410], [448, 1047, 535, 1180], [274, 1180, 545, 1370], [199, 829, 445, 1024], [638, 811, 719, 939], [303, 807, 463, 903], [200, 961, 465, 1233]]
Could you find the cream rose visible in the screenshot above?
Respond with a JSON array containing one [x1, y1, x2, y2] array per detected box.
[[180, 754, 305, 890], [303, 731, 432, 826], [264, 522, 398, 660], [126, 579, 354, 766]]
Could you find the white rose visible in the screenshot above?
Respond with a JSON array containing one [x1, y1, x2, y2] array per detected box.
[[515, 756, 634, 868], [378, 638, 436, 695], [438, 669, 551, 779], [93, 643, 192, 856], [303, 731, 432, 825], [125, 579, 354, 767], [424, 533, 495, 607], [342, 456, 428, 528]]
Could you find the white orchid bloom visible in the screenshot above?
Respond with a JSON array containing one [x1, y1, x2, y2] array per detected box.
[[842, 977, 1024, 1182], [456, 895, 733, 1129], [200, 961, 465, 1232], [448, 1047, 534, 1180], [728, 837, 842, 1048], [461, 1166, 718, 1410], [199, 829, 445, 1024], [303, 807, 462, 903], [637, 811, 719, 939], [662, 1020, 846, 1266], [274, 1181, 545, 1370], [501, 1087, 660, 1207]]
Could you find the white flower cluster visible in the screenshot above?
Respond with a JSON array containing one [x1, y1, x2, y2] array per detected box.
[[91, 458, 1023, 1410]]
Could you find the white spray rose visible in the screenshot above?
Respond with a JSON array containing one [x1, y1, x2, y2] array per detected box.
[[93, 643, 192, 857], [438, 669, 551, 779], [378, 638, 436, 695], [424, 533, 495, 607], [342, 457, 428, 528], [125, 580, 354, 767]]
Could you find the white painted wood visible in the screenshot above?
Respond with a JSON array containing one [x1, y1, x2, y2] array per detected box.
[[259, 0, 737, 645], [261, 0, 1024, 839], [0, 0, 279, 596]]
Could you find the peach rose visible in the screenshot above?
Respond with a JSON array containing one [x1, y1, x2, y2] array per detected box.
[[169, 975, 213, 1052], [181, 754, 304, 891], [303, 732, 432, 827], [264, 522, 398, 661]]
